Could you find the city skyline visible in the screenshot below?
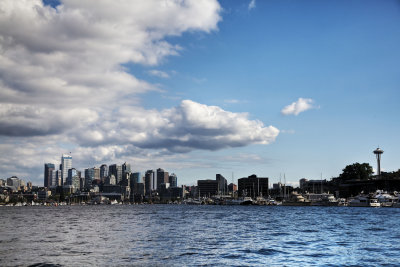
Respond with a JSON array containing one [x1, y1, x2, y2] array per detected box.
[[0, 0, 399, 186]]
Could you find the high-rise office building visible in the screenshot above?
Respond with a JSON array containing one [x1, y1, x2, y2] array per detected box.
[[100, 164, 108, 179], [109, 164, 122, 185], [216, 174, 228, 195], [169, 173, 177, 188], [44, 163, 55, 188], [156, 168, 169, 190], [145, 170, 156, 195], [67, 168, 77, 185], [93, 167, 100, 181], [122, 162, 131, 175], [55, 170, 62, 186], [130, 172, 142, 184], [61, 154, 72, 185], [84, 168, 95, 189]]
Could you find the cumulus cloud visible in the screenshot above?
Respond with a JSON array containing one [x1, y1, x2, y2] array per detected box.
[[281, 98, 315, 116], [0, 0, 222, 137], [0, 1, 280, 184], [73, 100, 279, 152]]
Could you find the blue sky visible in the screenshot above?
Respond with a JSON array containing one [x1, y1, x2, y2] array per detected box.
[[0, 0, 399, 186], [139, 0, 400, 184]]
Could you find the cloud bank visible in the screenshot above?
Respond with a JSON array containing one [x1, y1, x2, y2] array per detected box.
[[281, 98, 315, 116], [0, 0, 279, 183]]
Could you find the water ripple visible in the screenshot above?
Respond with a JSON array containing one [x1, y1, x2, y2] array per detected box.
[[1, 205, 400, 266]]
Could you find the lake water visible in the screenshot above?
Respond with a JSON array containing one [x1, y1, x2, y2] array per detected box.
[[1, 205, 400, 266]]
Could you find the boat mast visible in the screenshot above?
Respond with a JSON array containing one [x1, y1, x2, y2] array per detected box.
[[284, 173, 286, 199], [320, 173, 323, 194]]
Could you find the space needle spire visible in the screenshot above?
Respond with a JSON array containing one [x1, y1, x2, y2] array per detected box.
[[373, 147, 384, 178]]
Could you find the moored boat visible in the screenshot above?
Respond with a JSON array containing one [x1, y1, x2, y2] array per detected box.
[[282, 192, 311, 206], [348, 195, 380, 207]]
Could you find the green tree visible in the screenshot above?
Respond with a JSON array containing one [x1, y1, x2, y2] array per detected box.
[[339, 162, 373, 181]]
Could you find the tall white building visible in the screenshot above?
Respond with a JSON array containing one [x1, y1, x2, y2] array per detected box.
[[61, 154, 72, 185]]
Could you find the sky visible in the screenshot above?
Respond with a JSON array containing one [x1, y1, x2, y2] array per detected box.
[[0, 0, 399, 186]]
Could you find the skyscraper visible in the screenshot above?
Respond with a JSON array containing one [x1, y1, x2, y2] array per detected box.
[[156, 168, 169, 190], [100, 164, 108, 179], [61, 154, 72, 185], [145, 170, 156, 195], [109, 164, 122, 184], [131, 172, 142, 184], [44, 163, 55, 188], [84, 167, 99, 189], [122, 162, 131, 175], [169, 173, 177, 188], [216, 174, 228, 195], [67, 168, 77, 185]]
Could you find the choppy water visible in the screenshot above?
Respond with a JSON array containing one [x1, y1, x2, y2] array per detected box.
[[1, 205, 400, 266]]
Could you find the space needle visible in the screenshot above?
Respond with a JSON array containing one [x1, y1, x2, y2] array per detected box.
[[373, 147, 384, 178]]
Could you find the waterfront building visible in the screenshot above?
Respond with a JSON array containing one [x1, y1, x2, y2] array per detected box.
[[216, 174, 228, 195], [133, 182, 145, 196], [169, 173, 178, 188], [145, 170, 156, 195], [61, 154, 72, 185], [299, 178, 328, 194], [37, 190, 51, 201], [44, 163, 55, 188], [100, 164, 108, 179], [238, 175, 269, 198], [156, 168, 169, 190], [7, 176, 23, 192], [197, 179, 219, 197], [228, 183, 237, 193], [109, 164, 122, 185]]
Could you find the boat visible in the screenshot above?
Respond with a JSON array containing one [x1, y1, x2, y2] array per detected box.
[[337, 198, 347, 206], [348, 195, 380, 207], [308, 193, 339, 206], [255, 196, 268, 205], [282, 192, 311, 206], [184, 198, 202, 205], [239, 197, 254, 205], [374, 190, 395, 207]]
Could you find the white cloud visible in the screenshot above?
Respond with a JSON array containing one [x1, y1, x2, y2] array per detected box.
[[148, 70, 170, 79], [73, 100, 280, 152], [0, 1, 281, 185], [281, 98, 315, 116], [248, 0, 256, 10]]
